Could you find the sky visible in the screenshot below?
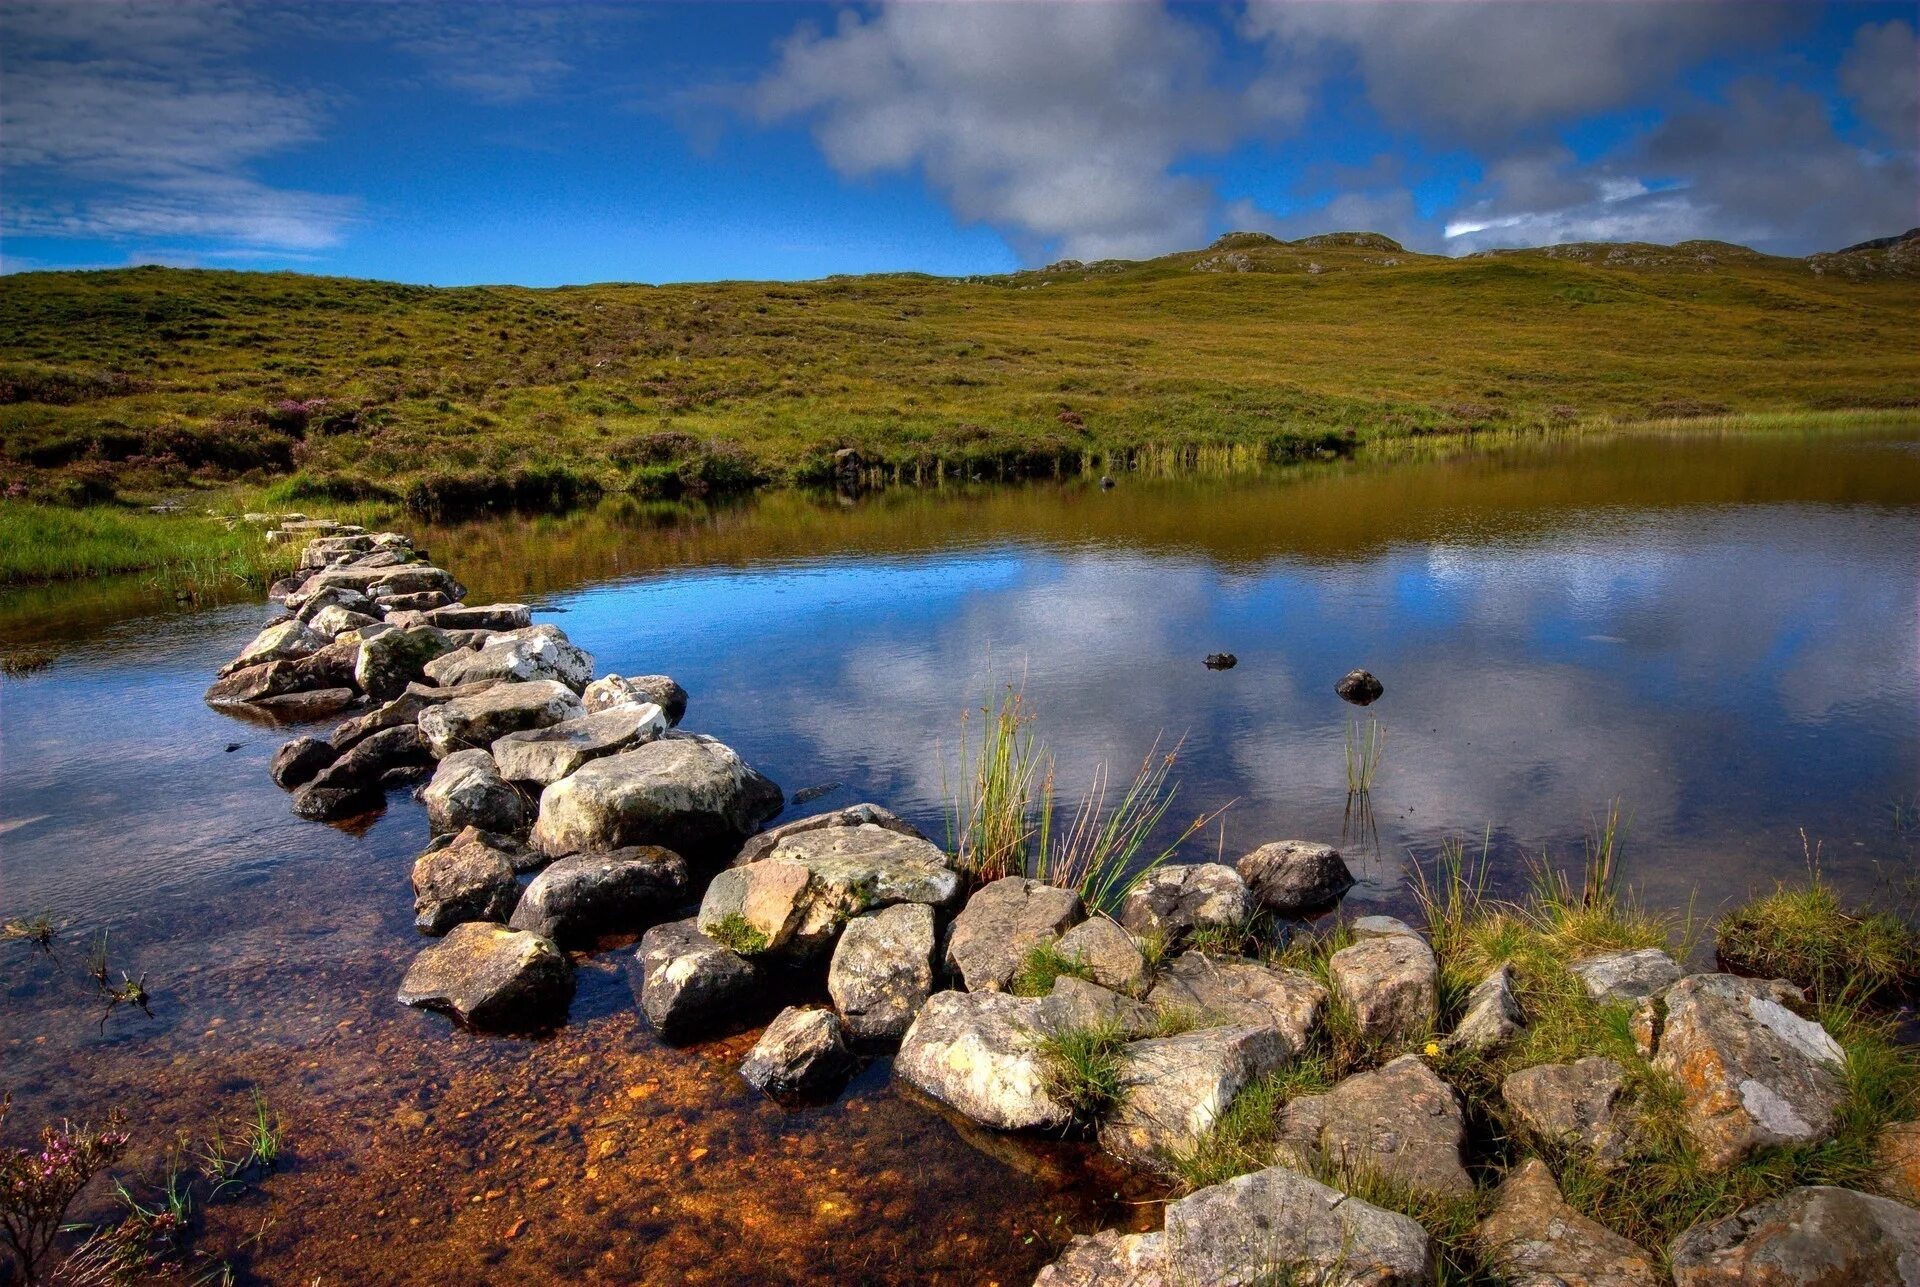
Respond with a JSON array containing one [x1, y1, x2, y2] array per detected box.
[[1, 1, 1915, 285]]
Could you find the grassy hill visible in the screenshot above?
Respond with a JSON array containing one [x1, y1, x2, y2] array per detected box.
[[1, 230, 1915, 519]]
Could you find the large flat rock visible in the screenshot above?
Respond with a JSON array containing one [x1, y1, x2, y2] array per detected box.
[[532, 732, 783, 858], [1161, 1164, 1432, 1286], [418, 678, 583, 757], [895, 990, 1072, 1132], [396, 922, 572, 1030], [491, 702, 668, 785]]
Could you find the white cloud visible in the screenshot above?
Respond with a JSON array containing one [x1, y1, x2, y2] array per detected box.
[[0, 1, 356, 251], [752, 2, 1242, 262]]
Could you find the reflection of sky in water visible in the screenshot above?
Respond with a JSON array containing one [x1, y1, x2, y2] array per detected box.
[[3, 491, 1915, 927], [552, 504, 1917, 917]]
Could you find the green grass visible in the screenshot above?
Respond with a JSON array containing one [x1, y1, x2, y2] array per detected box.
[[1716, 878, 1919, 1002], [1344, 717, 1385, 795], [1012, 941, 1098, 998], [704, 914, 769, 957], [1036, 1019, 1130, 1124], [0, 500, 295, 589], [0, 232, 1912, 516]]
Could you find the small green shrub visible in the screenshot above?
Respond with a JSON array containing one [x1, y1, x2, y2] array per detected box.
[[705, 914, 768, 957], [1011, 941, 1094, 997], [1036, 1020, 1128, 1123]]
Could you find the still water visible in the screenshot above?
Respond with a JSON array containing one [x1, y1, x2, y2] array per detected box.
[[1, 426, 1916, 1283]]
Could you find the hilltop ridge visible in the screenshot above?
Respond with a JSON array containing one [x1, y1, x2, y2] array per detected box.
[[1, 226, 1914, 511]]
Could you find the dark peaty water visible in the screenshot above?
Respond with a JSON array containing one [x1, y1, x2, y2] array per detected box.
[[1, 426, 1916, 1283]]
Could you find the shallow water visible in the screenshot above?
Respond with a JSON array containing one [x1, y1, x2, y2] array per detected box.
[[2, 426, 1917, 1283]]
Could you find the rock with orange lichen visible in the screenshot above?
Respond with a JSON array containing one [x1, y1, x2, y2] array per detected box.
[[1032, 1229, 1167, 1286], [396, 922, 573, 1030], [1878, 1121, 1920, 1205], [630, 917, 760, 1032], [1667, 1185, 1920, 1285], [740, 1006, 854, 1097], [895, 990, 1072, 1131], [1650, 974, 1845, 1170]]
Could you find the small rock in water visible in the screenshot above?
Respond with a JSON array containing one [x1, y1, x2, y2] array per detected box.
[[739, 1006, 854, 1098], [1203, 652, 1237, 670], [1336, 668, 1384, 705], [789, 782, 844, 807]]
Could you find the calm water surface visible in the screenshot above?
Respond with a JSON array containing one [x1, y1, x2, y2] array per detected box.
[[1, 427, 1916, 1283]]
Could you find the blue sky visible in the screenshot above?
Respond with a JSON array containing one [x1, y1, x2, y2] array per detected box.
[[2, 2, 1914, 284]]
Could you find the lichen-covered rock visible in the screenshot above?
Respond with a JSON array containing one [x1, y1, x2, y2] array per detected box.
[[945, 877, 1083, 992], [396, 922, 572, 1030], [1146, 952, 1326, 1053], [1449, 963, 1524, 1053], [368, 565, 465, 603], [353, 625, 457, 701], [630, 918, 760, 1032], [491, 702, 668, 785], [531, 733, 782, 858], [699, 823, 960, 959], [828, 902, 937, 1040], [421, 749, 531, 835], [1116, 863, 1252, 943], [507, 846, 687, 945], [1569, 948, 1683, 1004], [1502, 1057, 1637, 1167], [221, 618, 325, 675], [1668, 1185, 1920, 1286], [733, 801, 929, 866], [1329, 933, 1439, 1046], [583, 673, 688, 726], [330, 688, 442, 751], [1652, 973, 1846, 1169], [895, 990, 1071, 1131], [740, 1007, 854, 1097], [1161, 1164, 1431, 1286], [424, 624, 593, 692], [1055, 917, 1149, 996], [422, 603, 531, 632], [1475, 1159, 1660, 1287], [411, 828, 520, 935], [418, 677, 582, 757], [1351, 914, 1421, 940], [1100, 1025, 1291, 1169], [1237, 841, 1354, 913], [1304, 1055, 1471, 1198], [1878, 1121, 1920, 1206], [269, 736, 337, 789], [1039, 977, 1158, 1040], [1033, 1229, 1167, 1287]]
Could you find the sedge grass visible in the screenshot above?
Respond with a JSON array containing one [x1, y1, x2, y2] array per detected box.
[[0, 502, 294, 588], [1345, 718, 1385, 795]]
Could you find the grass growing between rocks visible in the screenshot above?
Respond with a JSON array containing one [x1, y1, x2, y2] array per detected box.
[[1011, 942, 1097, 998], [1715, 857, 1920, 1002], [947, 689, 1222, 911], [1147, 816, 1920, 1275], [0, 501, 294, 588], [705, 914, 768, 957], [1036, 1019, 1130, 1125]]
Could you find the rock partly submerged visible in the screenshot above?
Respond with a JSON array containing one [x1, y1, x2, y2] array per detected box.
[[532, 732, 782, 858], [396, 922, 572, 1031]]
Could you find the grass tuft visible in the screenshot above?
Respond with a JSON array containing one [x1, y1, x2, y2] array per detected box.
[[705, 914, 768, 957], [1036, 1020, 1129, 1124], [1011, 942, 1096, 998]]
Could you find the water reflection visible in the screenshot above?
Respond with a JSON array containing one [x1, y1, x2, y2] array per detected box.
[[2, 425, 1917, 1284]]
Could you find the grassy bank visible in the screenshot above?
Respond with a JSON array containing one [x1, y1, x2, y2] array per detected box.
[[0, 502, 293, 590], [1, 230, 1914, 515]]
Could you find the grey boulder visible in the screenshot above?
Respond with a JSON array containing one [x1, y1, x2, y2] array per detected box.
[[421, 749, 531, 836], [945, 877, 1083, 993], [1329, 932, 1440, 1046], [269, 736, 337, 789], [418, 677, 583, 757], [508, 846, 688, 945], [740, 1006, 855, 1097], [1237, 840, 1355, 913], [532, 732, 782, 858], [1476, 1159, 1660, 1287], [1501, 1056, 1638, 1167], [895, 990, 1072, 1131], [354, 625, 458, 701], [1449, 963, 1525, 1053], [1100, 1025, 1291, 1169], [411, 827, 521, 935], [1161, 1164, 1431, 1286], [1668, 1185, 1920, 1286], [1569, 948, 1683, 1004], [1054, 917, 1150, 996], [583, 673, 688, 726], [630, 918, 759, 1032], [1293, 1055, 1471, 1198], [1116, 863, 1252, 943], [1146, 951, 1327, 1053], [424, 623, 593, 692], [396, 922, 572, 1031], [828, 902, 937, 1040], [490, 702, 669, 786]]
